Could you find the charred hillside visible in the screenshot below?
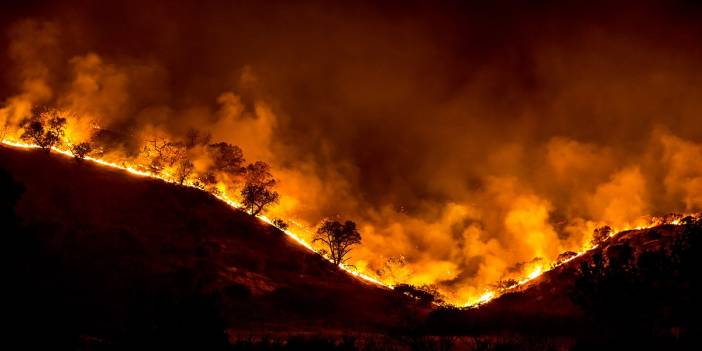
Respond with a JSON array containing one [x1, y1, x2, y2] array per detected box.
[[424, 217, 702, 349], [0, 145, 410, 349]]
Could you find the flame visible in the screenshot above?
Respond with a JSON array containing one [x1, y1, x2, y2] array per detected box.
[[459, 213, 699, 307], [466, 290, 496, 307], [526, 266, 543, 281]]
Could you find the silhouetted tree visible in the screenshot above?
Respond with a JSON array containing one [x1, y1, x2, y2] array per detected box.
[[591, 225, 612, 246], [272, 218, 288, 231], [568, 222, 702, 345], [313, 219, 361, 265], [19, 109, 67, 151], [70, 142, 93, 160], [241, 184, 279, 216], [240, 161, 279, 215], [394, 284, 444, 305], [175, 159, 195, 184], [142, 138, 187, 174], [207, 142, 245, 176]]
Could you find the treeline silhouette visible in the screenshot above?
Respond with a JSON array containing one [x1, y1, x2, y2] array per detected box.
[[13, 107, 281, 216], [8, 107, 370, 264], [421, 218, 702, 350], [567, 218, 702, 350]]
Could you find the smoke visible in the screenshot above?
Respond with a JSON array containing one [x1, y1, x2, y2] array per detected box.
[[0, 20, 58, 137], [2, 0, 702, 303]]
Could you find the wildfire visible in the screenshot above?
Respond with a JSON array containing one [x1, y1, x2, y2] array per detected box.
[[461, 213, 699, 307], [526, 266, 543, 281], [2, 136, 699, 308], [470, 291, 496, 306]]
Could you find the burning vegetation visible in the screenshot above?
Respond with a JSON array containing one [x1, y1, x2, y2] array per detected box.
[[1, 108, 382, 287], [3, 110, 699, 308], [2, 0, 702, 308]]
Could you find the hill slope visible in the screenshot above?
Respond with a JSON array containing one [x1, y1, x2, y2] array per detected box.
[[424, 217, 702, 348], [0, 145, 407, 348]]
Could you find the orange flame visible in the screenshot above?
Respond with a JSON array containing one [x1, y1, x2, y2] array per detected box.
[[461, 214, 698, 307]]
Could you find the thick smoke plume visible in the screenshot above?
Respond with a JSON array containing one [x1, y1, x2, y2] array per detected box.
[[2, 0, 702, 303]]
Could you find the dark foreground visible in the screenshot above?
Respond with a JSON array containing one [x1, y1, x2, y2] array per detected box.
[[2, 145, 702, 350]]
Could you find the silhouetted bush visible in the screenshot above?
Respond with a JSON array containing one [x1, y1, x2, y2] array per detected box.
[[394, 284, 443, 305], [70, 142, 93, 160], [569, 223, 702, 345]]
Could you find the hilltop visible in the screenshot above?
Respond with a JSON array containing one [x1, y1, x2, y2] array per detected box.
[[423, 217, 702, 349], [0, 145, 414, 349]]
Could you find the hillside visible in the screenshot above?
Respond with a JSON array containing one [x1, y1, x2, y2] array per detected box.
[[424, 218, 702, 349], [4, 144, 702, 350], [0, 145, 410, 349]]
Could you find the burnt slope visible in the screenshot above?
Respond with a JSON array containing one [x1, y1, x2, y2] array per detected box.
[[0, 145, 405, 348], [425, 219, 702, 348]]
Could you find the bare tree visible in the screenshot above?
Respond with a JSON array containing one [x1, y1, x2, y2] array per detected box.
[[142, 138, 186, 174], [175, 159, 195, 184], [70, 142, 93, 160], [240, 161, 279, 216], [19, 109, 67, 151], [272, 218, 288, 231], [313, 219, 362, 265]]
